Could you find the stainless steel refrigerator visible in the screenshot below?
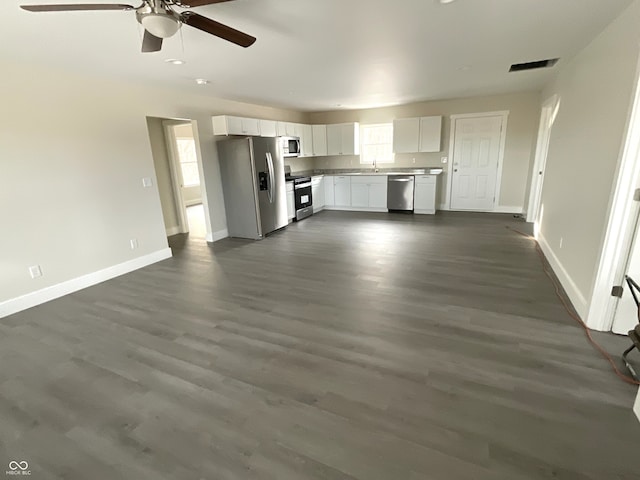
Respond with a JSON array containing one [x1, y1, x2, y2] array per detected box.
[[217, 137, 288, 240]]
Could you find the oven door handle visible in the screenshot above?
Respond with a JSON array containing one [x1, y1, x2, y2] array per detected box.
[[265, 152, 275, 203]]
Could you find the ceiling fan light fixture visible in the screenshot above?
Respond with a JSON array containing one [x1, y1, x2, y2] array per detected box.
[[141, 13, 180, 39]]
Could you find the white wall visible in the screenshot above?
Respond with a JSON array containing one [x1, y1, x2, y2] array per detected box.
[[536, 0, 640, 319], [635, 388, 640, 422], [308, 92, 541, 210], [0, 61, 306, 310]]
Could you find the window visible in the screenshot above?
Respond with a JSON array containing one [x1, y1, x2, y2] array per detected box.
[[360, 123, 394, 165], [176, 137, 200, 187]]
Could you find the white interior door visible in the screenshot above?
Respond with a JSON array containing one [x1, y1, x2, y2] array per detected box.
[[450, 115, 503, 211]]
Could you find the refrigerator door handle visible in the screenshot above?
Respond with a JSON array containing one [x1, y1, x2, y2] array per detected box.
[[266, 152, 275, 203]]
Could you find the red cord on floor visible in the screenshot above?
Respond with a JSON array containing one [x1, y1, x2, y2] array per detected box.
[[507, 226, 640, 386]]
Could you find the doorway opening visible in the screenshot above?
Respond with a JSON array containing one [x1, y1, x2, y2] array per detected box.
[[526, 95, 560, 234], [146, 117, 212, 244]]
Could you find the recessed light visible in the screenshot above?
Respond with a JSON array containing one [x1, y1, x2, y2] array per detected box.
[[195, 78, 210, 85], [165, 59, 185, 65]]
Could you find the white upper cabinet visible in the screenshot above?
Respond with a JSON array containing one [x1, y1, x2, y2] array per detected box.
[[327, 123, 359, 156], [276, 121, 304, 138], [212, 115, 261, 136], [393, 118, 420, 153], [326, 124, 342, 155], [419, 116, 442, 152], [300, 124, 314, 157], [392, 116, 442, 153], [259, 119, 277, 137], [312, 125, 328, 156]]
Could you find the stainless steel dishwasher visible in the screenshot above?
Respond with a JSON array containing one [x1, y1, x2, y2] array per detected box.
[[387, 175, 415, 211]]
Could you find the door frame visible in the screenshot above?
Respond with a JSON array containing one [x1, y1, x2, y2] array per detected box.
[[526, 95, 559, 227], [163, 120, 192, 234], [586, 52, 640, 331], [445, 111, 509, 212]]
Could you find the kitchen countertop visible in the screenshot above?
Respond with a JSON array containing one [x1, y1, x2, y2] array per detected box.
[[290, 168, 444, 177]]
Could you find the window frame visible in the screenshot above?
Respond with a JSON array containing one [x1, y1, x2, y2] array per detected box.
[[359, 123, 395, 165], [175, 137, 201, 187]]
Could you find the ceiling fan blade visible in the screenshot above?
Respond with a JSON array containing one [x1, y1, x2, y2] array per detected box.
[[141, 29, 163, 53], [174, 0, 235, 7], [181, 12, 256, 48], [21, 3, 134, 12]]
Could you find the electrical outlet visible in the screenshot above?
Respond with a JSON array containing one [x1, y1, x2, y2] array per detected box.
[[441, 156, 448, 164], [412, 157, 416, 164], [142, 177, 153, 188], [29, 265, 42, 279], [130, 238, 139, 250], [559, 237, 564, 249]]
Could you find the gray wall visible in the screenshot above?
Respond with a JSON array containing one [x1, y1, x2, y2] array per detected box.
[[307, 92, 541, 210], [0, 62, 306, 304], [536, 0, 640, 317]]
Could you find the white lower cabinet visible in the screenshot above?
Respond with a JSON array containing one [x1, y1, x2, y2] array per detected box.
[[414, 175, 437, 214], [324, 176, 335, 206], [311, 176, 325, 212], [350, 183, 369, 208], [350, 176, 387, 211], [286, 182, 295, 221], [323, 175, 388, 211], [369, 183, 388, 209], [322, 174, 437, 213], [334, 176, 351, 207]]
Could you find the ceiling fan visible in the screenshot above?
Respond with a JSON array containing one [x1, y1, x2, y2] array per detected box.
[[20, 0, 256, 52]]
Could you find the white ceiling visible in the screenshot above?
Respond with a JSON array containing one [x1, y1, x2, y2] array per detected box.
[[2, 0, 633, 111]]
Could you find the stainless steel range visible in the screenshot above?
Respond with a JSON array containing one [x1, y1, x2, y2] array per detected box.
[[285, 169, 313, 221]]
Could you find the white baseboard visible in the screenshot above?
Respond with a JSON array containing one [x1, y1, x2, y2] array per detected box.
[[0, 248, 173, 319], [210, 229, 229, 242], [438, 205, 523, 214], [634, 388, 640, 423], [166, 226, 181, 236], [415, 209, 436, 215], [324, 206, 387, 213], [537, 233, 588, 319], [493, 206, 524, 214]]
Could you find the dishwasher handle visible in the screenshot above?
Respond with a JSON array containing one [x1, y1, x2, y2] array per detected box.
[[388, 178, 413, 182]]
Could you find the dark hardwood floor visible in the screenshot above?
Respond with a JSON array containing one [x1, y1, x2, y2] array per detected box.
[[1, 211, 639, 479]]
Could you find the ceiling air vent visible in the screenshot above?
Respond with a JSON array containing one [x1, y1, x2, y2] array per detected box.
[[509, 58, 559, 72]]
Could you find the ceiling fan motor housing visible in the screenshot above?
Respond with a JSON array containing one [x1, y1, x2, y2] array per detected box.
[[137, 1, 181, 39]]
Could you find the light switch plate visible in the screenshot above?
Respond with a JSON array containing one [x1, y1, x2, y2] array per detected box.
[[29, 265, 42, 279], [142, 177, 153, 188], [441, 157, 448, 164], [130, 238, 139, 250]]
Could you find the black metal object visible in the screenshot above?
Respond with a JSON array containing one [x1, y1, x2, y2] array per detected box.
[[622, 276, 640, 381]]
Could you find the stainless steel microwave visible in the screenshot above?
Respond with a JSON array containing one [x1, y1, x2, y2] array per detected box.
[[281, 137, 301, 157]]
